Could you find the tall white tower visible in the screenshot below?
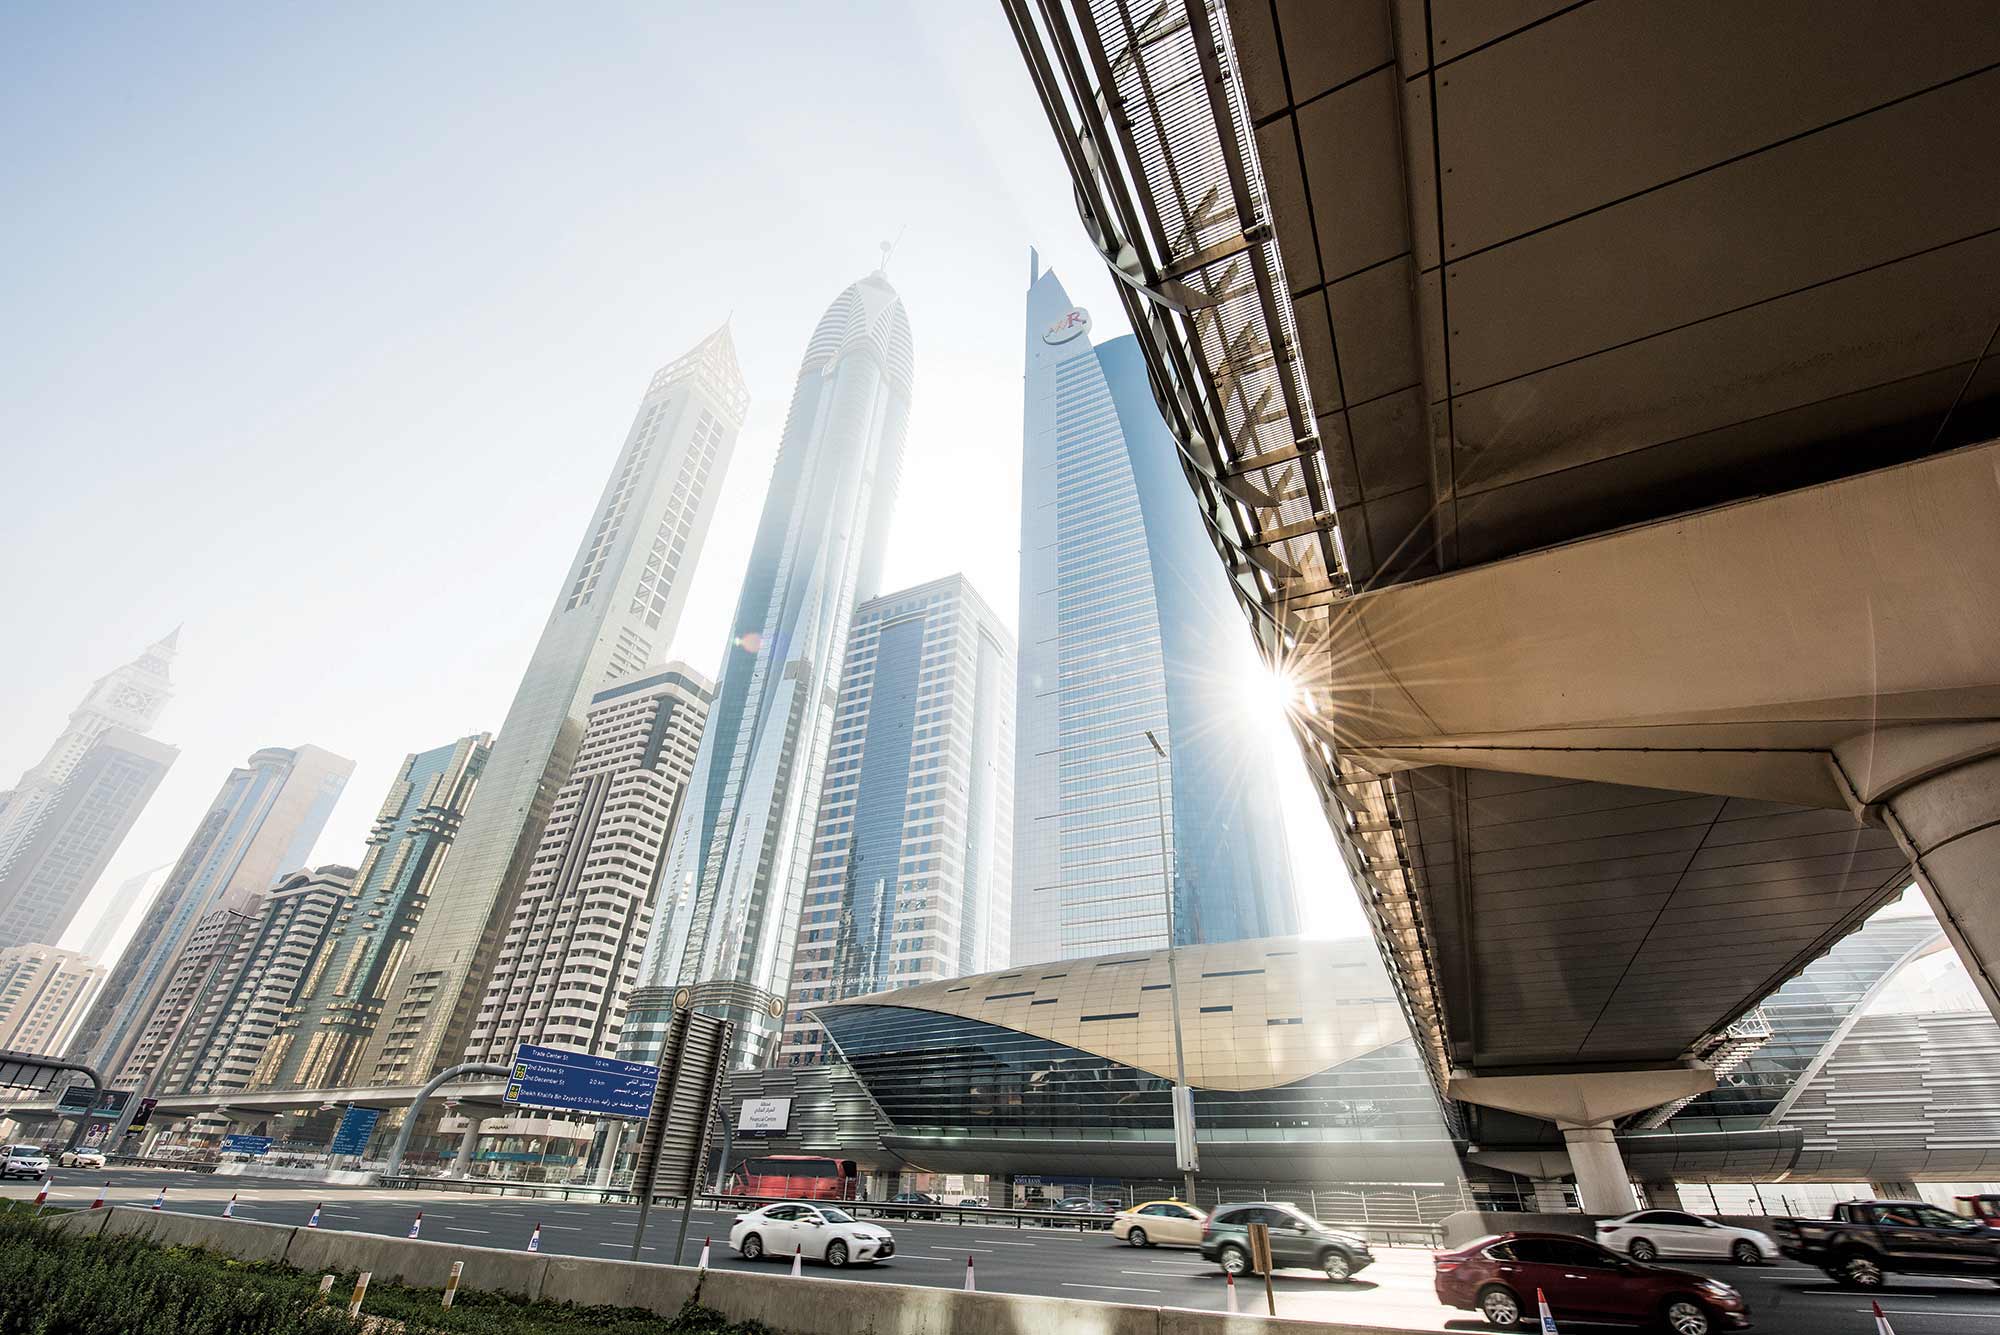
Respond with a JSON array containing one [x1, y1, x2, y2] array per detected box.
[[357, 329, 748, 1085], [633, 271, 914, 1070], [0, 630, 177, 878]]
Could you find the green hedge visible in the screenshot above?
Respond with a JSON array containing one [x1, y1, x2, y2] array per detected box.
[[0, 1203, 767, 1335]]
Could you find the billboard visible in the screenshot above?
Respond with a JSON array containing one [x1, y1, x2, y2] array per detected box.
[[735, 1097, 791, 1135], [503, 1043, 657, 1120]]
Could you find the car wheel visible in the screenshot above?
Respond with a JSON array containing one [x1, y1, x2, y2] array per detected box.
[[1839, 1253, 1885, 1289], [1730, 1240, 1761, 1266], [1219, 1244, 1250, 1276], [1630, 1238, 1658, 1262], [740, 1233, 763, 1261], [1322, 1248, 1355, 1281], [1663, 1298, 1712, 1335], [1128, 1227, 1149, 1248], [1479, 1285, 1523, 1328], [826, 1241, 849, 1268]]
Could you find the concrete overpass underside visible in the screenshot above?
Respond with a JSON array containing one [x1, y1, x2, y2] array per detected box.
[[1005, 0, 2000, 1208]]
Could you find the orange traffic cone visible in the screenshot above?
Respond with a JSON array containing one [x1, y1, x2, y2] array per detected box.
[[407, 1211, 423, 1239], [964, 1255, 976, 1292], [307, 1203, 321, 1228], [790, 1243, 802, 1278], [91, 1181, 107, 1209], [150, 1187, 166, 1211], [1538, 1288, 1559, 1335], [527, 1222, 542, 1252], [1226, 1271, 1238, 1313], [222, 1194, 237, 1218], [32, 1177, 50, 1211], [1873, 1301, 1895, 1335], [697, 1238, 711, 1269]]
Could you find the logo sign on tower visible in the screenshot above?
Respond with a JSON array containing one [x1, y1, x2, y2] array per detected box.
[[503, 1043, 658, 1120], [1042, 307, 1091, 345]]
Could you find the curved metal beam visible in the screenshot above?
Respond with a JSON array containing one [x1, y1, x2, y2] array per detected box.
[[379, 1062, 510, 1178]]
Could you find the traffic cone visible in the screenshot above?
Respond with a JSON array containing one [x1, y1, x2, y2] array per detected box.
[[407, 1211, 423, 1239], [307, 1203, 322, 1228], [222, 1194, 237, 1218], [527, 1222, 541, 1252], [1538, 1288, 1559, 1335], [91, 1181, 107, 1210], [150, 1187, 166, 1211], [1226, 1271, 1238, 1313], [697, 1238, 711, 1269], [964, 1255, 976, 1292], [1873, 1301, 1895, 1335], [32, 1177, 50, 1211], [790, 1244, 802, 1278]]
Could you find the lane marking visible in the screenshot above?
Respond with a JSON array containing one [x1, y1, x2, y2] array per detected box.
[[540, 1224, 582, 1231], [880, 1256, 954, 1264], [931, 1246, 995, 1252], [444, 1226, 486, 1234], [1802, 1291, 1935, 1299], [1064, 1282, 1162, 1294], [1860, 1311, 2000, 1319]]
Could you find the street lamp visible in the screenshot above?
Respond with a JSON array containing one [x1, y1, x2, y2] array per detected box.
[[1144, 729, 1199, 1206]]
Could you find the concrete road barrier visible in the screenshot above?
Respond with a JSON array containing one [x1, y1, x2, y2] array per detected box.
[[51, 1208, 1397, 1335]]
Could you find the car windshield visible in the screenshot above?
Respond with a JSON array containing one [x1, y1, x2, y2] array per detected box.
[[820, 1207, 854, 1223], [9, 1146, 40, 1156]]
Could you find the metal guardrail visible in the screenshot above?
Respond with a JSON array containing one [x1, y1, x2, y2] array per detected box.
[[373, 1177, 1443, 1245], [107, 1155, 217, 1173]]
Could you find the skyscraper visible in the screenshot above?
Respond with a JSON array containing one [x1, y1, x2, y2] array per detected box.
[[164, 865, 354, 1095], [0, 945, 104, 1056], [73, 864, 170, 968], [1014, 261, 1296, 963], [65, 743, 353, 1081], [636, 270, 914, 1070], [358, 330, 747, 1086], [254, 734, 490, 1091], [778, 575, 1014, 1066], [0, 729, 177, 951], [466, 664, 712, 1064], [0, 630, 177, 877], [0, 632, 180, 948]]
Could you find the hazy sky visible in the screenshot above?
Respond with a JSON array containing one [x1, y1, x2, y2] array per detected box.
[[1, 1, 1364, 958]]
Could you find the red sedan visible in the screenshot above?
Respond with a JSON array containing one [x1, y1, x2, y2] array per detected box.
[[1434, 1231, 1750, 1335]]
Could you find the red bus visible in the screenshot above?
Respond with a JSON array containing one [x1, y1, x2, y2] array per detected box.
[[730, 1154, 859, 1201]]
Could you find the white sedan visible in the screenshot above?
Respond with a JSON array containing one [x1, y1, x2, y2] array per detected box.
[[730, 1201, 896, 1268], [1595, 1209, 1778, 1264], [57, 1148, 106, 1169]]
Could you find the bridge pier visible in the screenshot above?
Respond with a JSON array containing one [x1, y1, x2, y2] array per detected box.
[[449, 1119, 480, 1178], [1452, 1067, 1714, 1215]]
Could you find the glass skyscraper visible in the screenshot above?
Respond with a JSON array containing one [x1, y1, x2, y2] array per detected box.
[[778, 575, 1014, 1065], [66, 743, 354, 1082], [1014, 260, 1296, 963], [635, 270, 914, 1070], [357, 330, 746, 1086], [253, 733, 491, 1091]]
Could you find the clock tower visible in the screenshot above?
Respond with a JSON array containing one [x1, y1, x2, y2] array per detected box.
[[0, 629, 179, 879]]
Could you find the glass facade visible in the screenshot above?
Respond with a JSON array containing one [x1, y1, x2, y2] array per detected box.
[[818, 1005, 1441, 1146], [780, 576, 1014, 1064], [253, 734, 490, 1092], [1668, 908, 1945, 1128], [638, 272, 914, 1070], [1014, 262, 1296, 963]]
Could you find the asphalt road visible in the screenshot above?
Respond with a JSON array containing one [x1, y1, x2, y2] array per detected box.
[[10, 1168, 2000, 1335]]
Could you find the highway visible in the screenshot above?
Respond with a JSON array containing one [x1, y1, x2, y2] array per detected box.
[[10, 1169, 2000, 1334]]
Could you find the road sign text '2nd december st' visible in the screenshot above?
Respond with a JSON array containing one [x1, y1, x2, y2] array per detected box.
[[504, 1043, 658, 1119]]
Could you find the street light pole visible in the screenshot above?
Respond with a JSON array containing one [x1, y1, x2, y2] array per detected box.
[[1144, 729, 1199, 1206]]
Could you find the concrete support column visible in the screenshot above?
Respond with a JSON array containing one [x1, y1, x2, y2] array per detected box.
[[1642, 1180, 1685, 1209], [449, 1120, 480, 1178], [1870, 1180, 1919, 1200], [1561, 1125, 1639, 1215], [595, 1122, 627, 1189]]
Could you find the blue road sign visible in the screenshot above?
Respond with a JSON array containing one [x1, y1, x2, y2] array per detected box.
[[503, 1043, 658, 1120], [329, 1106, 381, 1156], [220, 1135, 273, 1156]]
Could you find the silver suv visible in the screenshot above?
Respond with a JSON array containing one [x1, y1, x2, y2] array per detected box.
[[1, 1145, 51, 1180]]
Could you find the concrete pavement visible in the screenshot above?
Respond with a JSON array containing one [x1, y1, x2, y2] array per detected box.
[[11, 1169, 2000, 1335]]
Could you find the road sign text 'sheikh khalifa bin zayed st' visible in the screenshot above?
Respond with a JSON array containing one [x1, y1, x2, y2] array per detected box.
[[503, 1043, 658, 1119]]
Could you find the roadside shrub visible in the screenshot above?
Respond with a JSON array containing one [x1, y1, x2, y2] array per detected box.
[[0, 1204, 769, 1335]]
